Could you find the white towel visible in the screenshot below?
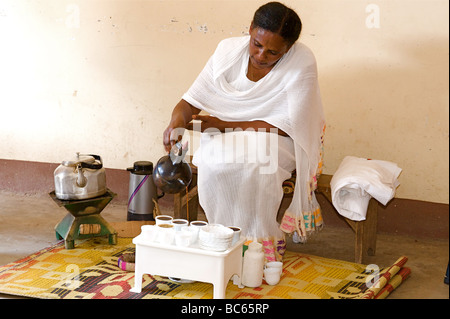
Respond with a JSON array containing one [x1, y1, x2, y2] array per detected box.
[[330, 156, 402, 221]]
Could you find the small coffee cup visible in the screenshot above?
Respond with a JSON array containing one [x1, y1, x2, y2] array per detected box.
[[190, 220, 208, 228], [181, 225, 199, 243], [190, 221, 208, 234], [155, 215, 173, 226], [156, 223, 175, 244], [265, 261, 283, 276], [141, 225, 157, 242], [172, 219, 189, 231], [264, 267, 281, 285], [175, 230, 192, 247], [227, 226, 241, 245]]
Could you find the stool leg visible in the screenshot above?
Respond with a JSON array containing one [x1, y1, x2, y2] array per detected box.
[[109, 233, 117, 245], [355, 199, 378, 264], [364, 199, 378, 257], [56, 232, 63, 240], [65, 240, 75, 249], [130, 250, 143, 293], [130, 273, 143, 293], [354, 223, 364, 264], [213, 280, 226, 299]]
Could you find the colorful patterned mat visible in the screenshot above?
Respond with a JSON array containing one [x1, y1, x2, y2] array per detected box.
[[0, 237, 410, 299]]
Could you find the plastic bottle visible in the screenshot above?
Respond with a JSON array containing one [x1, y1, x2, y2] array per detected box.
[[241, 242, 264, 287]]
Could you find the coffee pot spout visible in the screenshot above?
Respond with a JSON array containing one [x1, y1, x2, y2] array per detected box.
[[75, 164, 87, 188]]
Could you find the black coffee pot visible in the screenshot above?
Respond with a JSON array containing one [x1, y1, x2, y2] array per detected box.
[[153, 141, 192, 194]]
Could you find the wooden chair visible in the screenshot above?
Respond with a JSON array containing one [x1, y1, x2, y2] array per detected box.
[[174, 160, 378, 264]]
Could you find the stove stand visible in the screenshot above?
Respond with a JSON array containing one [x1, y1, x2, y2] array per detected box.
[[50, 189, 117, 249]]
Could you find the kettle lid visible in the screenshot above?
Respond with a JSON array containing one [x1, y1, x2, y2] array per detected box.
[[127, 161, 153, 175], [61, 153, 102, 169]]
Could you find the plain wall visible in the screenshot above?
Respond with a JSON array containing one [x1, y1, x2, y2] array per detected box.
[[0, 0, 448, 204]]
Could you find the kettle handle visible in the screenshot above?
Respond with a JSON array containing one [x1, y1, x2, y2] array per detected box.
[[79, 154, 103, 169]]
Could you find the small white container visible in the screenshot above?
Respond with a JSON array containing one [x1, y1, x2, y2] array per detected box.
[[241, 242, 264, 288]]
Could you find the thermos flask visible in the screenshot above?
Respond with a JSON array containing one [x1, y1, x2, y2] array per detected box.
[[127, 161, 164, 221]]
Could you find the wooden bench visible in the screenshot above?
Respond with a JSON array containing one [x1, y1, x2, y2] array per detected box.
[[174, 162, 377, 264], [316, 174, 378, 264]]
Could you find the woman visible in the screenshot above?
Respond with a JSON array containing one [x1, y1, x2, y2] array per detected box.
[[163, 2, 325, 261]]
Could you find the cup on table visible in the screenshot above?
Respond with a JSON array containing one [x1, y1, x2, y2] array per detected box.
[[227, 226, 241, 245], [156, 223, 175, 244], [172, 219, 189, 231], [181, 225, 199, 244], [265, 261, 283, 276], [141, 225, 157, 242], [175, 230, 192, 247], [188, 221, 208, 243], [155, 215, 173, 226], [264, 267, 281, 285], [190, 220, 208, 228]]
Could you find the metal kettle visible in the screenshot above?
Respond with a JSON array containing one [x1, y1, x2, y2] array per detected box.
[[54, 153, 106, 200], [153, 141, 192, 194]]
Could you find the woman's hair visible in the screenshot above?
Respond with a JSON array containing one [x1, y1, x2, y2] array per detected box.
[[252, 2, 302, 45]]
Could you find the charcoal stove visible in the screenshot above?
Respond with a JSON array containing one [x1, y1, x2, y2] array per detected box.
[[50, 189, 117, 249]]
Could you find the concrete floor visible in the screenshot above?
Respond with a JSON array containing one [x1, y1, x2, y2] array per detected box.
[[0, 190, 448, 299]]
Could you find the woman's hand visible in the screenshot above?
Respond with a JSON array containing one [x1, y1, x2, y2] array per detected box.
[[163, 100, 201, 152], [163, 120, 186, 152]]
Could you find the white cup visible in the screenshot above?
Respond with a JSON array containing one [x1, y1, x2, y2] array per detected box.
[[155, 215, 173, 226], [175, 230, 192, 247], [156, 224, 175, 244], [172, 219, 189, 231], [181, 225, 199, 244], [189, 221, 208, 241], [265, 261, 283, 276], [141, 225, 157, 242], [189, 220, 208, 228], [227, 226, 241, 245], [264, 267, 281, 285]]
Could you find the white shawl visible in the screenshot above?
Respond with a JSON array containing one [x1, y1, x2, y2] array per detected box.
[[182, 36, 325, 236]]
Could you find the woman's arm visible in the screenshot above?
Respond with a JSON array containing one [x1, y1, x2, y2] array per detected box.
[[188, 114, 288, 137], [163, 99, 201, 152]]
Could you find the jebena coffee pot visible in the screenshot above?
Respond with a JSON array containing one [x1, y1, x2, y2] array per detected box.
[[153, 141, 192, 194]]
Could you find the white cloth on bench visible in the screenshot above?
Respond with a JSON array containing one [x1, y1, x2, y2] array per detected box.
[[330, 156, 402, 221]]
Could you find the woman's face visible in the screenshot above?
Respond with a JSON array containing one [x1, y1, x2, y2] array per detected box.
[[248, 25, 291, 71]]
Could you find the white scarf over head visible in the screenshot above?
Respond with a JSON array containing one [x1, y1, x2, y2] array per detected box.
[[182, 35, 325, 237]]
